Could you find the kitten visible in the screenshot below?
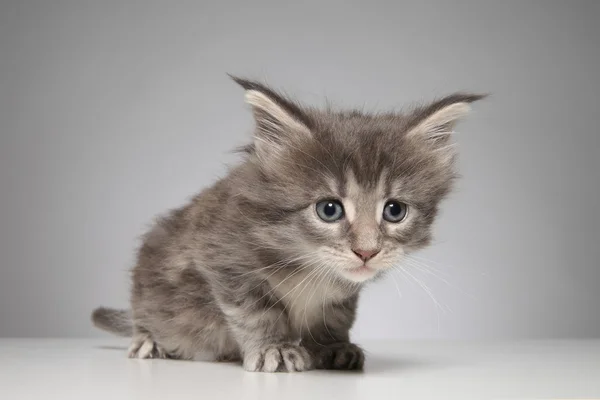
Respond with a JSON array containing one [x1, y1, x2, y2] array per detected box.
[[92, 77, 484, 372]]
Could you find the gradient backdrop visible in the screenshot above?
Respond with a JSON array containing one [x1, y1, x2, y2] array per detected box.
[[1, 0, 599, 339]]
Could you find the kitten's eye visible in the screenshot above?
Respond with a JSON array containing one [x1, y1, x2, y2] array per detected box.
[[316, 200, 345, 222], [383, 200, 408, 223]]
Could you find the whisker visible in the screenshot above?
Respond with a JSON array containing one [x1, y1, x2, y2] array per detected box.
[[322, 267, 337, 340], [302, 264, 330, 346], [396, 264, 451, 314], [405, 254, 455, 277], [222, 253, 318, 300], [272, 262, 326, 330], [248, 261, 317, 311], [259, 260, 325, 319], [389, 272, 403, 301], [403, 257, 476, 300], [395, 265, 443, 334]]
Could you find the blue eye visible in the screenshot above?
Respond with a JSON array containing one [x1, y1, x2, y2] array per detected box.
[[383, 200, 408, 222], [316, 200, 345, 222]]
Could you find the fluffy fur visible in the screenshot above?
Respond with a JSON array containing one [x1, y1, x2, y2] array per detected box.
[[92, 77, 484, 372]]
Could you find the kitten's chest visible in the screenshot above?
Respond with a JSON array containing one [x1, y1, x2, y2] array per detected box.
[[267, 268, 347, 335]]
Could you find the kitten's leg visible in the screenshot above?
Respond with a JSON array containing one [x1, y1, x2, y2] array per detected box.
[[301, 295, 365, 370], [216, 288, 313, 372], [214, 350, 242, 362]]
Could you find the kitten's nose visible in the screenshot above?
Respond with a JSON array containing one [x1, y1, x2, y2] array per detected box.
[[352, 249, 380, 262]]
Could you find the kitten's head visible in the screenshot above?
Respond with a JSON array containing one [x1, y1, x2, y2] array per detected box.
[[231, 77, 484, 284]]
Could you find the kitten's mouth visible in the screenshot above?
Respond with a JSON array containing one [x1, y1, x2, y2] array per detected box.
[[341, 264, 377, 282], [350, 265, 373, 274]]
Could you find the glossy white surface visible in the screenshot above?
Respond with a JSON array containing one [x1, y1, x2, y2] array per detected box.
[[1, 339, 598, 399]]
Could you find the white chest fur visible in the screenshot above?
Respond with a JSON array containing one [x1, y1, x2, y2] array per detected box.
[[267, 267, 347, 336]]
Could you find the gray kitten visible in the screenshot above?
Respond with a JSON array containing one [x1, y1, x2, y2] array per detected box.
[[92, 77, 483, 372]]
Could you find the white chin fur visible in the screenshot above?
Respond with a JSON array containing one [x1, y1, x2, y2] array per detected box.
[[339, 267, 378, 283]]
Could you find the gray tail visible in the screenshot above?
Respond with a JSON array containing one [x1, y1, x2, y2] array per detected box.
[[91, 307, 133, 337]]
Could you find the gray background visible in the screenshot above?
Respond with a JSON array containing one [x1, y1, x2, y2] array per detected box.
[[1, 0, 599, 339]]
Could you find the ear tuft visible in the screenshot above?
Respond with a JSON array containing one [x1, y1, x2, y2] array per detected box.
[[230, 75, 312, 161], [229, 74, 269, 92], [407, 93, 486, 140]]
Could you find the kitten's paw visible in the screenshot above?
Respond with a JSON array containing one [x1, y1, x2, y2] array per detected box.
[[127, 335, 168, 359], [312, 342, 364, 370], [243, 343, 313, 372]]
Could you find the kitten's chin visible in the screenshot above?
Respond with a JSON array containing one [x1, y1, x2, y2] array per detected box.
[[339, 265, 378, 283]]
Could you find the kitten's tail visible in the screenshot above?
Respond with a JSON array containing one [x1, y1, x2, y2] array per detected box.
[[91, 307, 133, 337]]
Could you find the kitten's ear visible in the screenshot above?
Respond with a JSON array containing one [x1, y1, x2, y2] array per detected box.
[[406, 93, 486, 142], [230, 76, 312, 159]]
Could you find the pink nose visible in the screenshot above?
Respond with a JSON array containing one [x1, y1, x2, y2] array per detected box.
[[352, 249, 380, 262]]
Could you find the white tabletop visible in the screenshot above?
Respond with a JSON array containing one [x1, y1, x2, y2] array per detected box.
[[0, 338, 598, 399]]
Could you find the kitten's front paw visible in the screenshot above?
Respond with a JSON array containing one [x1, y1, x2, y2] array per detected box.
[[312, 342, 364, 370], [128, 335, 169, 359], [243, 343, 313, 372]]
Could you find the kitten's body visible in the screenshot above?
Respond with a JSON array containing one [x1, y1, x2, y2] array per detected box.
[[93, 77, 483, 372]]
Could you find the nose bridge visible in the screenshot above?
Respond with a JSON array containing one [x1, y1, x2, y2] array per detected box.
[[350, 208, 382, 251]]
